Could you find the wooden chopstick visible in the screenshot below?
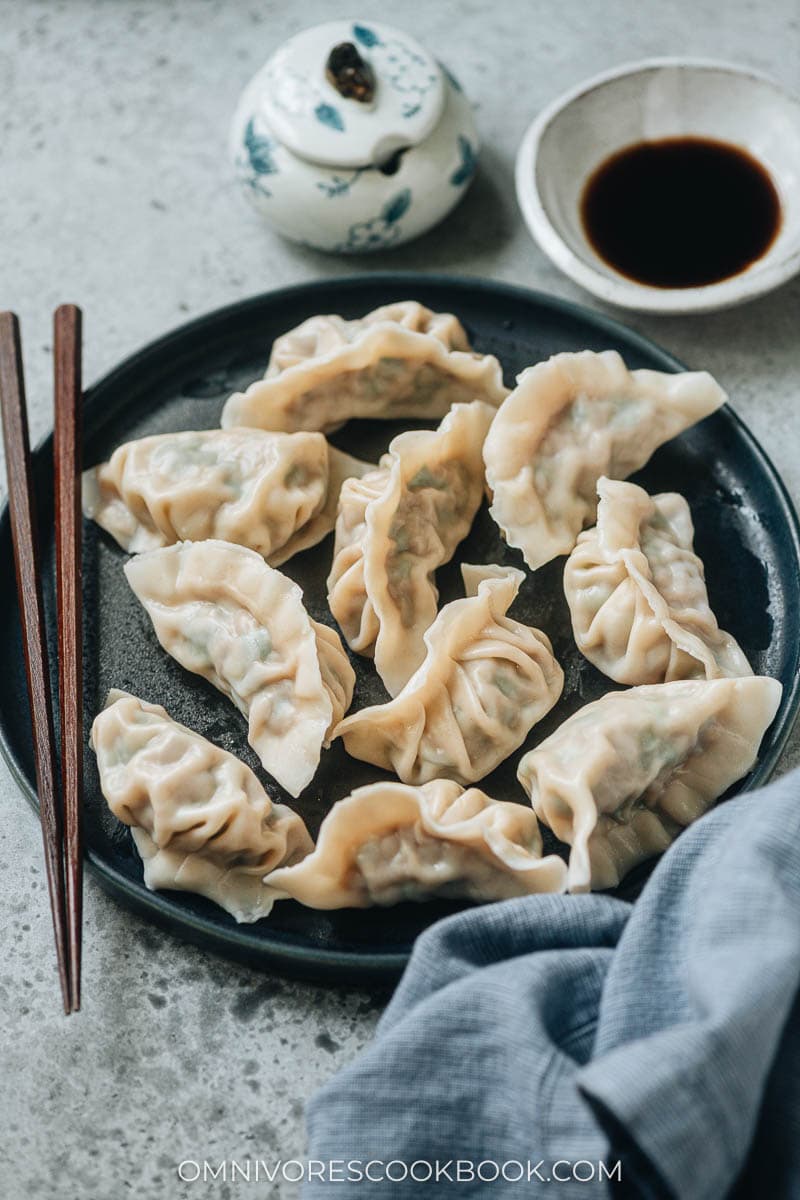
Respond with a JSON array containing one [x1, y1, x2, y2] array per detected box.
[[0, 312, 71, 1013], [54, 304, 83, 1014]]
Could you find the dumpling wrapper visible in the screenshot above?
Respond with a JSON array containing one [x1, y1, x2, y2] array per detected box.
[[328, 400, 496, 696], [483, 349, 727, 570], [564, 477, 752, 684], [335, 564, 563, 785], [90, 690, 313, 922], [264, 779, 568, 908], [124, 540, 355, 797], [268, 444, 372, 566], [517, 676, 782, 893], [82, 428, 371, 566], [221, 301, 508, 434]]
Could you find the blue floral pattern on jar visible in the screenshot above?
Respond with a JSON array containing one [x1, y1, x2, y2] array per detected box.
[[336, 188, 412, 252], [316, 168, 367, 198], [450, 135, 477, 187], [237, 118, 279, 197], [314, 102, 345, 132], [352, 23, 381, 49]]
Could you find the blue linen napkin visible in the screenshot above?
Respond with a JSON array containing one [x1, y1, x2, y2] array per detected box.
[[304, 769, 800, 1198]]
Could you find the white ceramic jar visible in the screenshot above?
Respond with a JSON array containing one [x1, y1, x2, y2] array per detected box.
[[230, 20, 479, 253]]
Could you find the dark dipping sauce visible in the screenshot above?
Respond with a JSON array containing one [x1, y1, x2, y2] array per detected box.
[[581, 136, 782, 288]]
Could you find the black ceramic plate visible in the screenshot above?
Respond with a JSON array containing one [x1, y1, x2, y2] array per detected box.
[[1, 274, 799, 985]]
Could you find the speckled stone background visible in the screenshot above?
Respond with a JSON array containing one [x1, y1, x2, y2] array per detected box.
[[1, 1, 799, 1197]]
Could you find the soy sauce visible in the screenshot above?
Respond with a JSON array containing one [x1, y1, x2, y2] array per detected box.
[[581, 136, 781, 288]]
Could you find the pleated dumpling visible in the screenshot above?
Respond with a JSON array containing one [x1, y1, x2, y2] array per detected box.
[[82, 428, 371, 565], [124, 540, 355, 797], [517, 676, 782, 892], [90, 691, 313, 922], [564, 477, 752, 684], [328, 401, 496, 696], [335, 564, 563, 785], [483, 350, 726, 570], [221, 301, 508, 434], [269, 443, 373, 566], [264, 779, 568, 908]]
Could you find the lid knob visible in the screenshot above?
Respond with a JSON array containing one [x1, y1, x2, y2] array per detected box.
[[325, 42, 376, 104]]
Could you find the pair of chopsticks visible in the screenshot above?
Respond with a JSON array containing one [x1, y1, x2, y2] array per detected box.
[[0, 307, 83, 1014]]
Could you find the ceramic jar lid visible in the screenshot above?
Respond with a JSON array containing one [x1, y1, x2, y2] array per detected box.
[[260, 20, 446, 169]]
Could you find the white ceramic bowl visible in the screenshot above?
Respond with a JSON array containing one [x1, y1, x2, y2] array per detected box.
[[516, 59, 800, 313]]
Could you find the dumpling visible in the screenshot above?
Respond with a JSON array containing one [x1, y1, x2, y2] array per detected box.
[[263, 779, 568, 908], [268, 444, 373, 566], [220, 301, 508, 434], [82, 428, 371, 564], [328, 400, 495, 695], [564, 477, 752, 684], [483, 350, 727, 570], [124, 540, 355, 797], [335, 564, 563, 785], [90, 690, 313, 922], [516, 676, 782, 892]]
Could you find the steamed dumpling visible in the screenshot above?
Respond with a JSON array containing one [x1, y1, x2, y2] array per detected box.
[[564, 477, 752, 684], [221, 301, 508, 434], [517, 676, 782, 892], [264, 779, 568, 908], [483, 350, 727, 570], [328, 400, 495, 696], [269, 443, 372, 566], [82, 428, 371, 565], [124, 540, 355, 796], [90, 690, 313, 922], [335, 564, 563, 785]]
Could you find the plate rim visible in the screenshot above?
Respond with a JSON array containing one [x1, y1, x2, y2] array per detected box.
[[1, 271, 799, 982]]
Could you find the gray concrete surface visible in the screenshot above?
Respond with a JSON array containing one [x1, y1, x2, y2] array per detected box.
[[1, 1, 799, 1197]]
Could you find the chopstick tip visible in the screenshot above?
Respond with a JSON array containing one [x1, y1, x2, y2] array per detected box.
[[0, 311, 20, 336], [54, 303, 83, 325]]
